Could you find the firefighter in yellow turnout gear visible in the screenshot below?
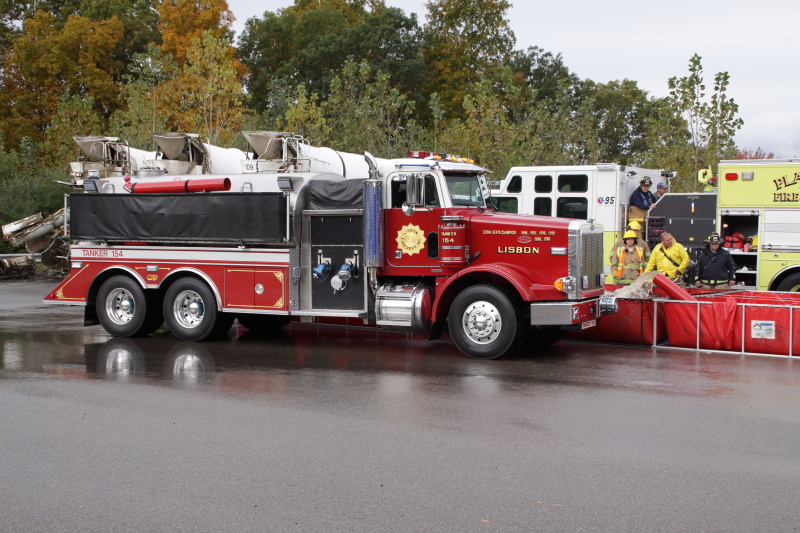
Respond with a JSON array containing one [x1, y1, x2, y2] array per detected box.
[[644, 232, 690, 283], [611, 230, 646, 285]]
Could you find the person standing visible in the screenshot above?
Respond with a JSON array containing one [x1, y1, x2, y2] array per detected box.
[[644, 232, 690, 284], [655, 182, 669, 200], [693, 232, 736, 289], [629, 177, 657, 211], [610, 220, 651, 264], [611, 230, 646, 285]]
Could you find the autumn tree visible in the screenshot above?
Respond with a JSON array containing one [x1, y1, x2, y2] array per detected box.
[[735, 147, 775, 160], [0, 11, 124, 149], [0, 0, 24, 49], [422, 0, 515, 119], [158, 0, 234, 65], [77, 0, 161, 64]]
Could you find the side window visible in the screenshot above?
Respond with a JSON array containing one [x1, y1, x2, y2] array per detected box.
[[558, 174, 588, 193], [535, 175, 552, 193], [507, 175, 522, 193], [556, 198, 588, 219], [493, 197, 518, 213], [424, 175, 440, 207], [534, 197, 552, 216], [390, 179, 407, 208]]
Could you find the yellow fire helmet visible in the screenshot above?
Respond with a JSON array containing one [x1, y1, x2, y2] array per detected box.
[[623, 230, 638, 240]]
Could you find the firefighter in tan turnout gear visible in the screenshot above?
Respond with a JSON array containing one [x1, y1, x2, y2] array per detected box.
[[611, 230, 646, 285], [610, 220, 651, 265]]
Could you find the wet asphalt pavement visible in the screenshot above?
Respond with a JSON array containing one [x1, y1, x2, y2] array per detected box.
[[2, 278, 800, 532]]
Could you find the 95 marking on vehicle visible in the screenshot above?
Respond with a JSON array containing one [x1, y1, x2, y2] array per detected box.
[[582, 319, 597, 329]]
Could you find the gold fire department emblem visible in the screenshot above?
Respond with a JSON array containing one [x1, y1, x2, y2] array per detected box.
[[396, 224, 426, 256]]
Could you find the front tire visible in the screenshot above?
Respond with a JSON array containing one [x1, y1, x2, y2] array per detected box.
[[164, 277, 225, 341], [448, 285, 520, 359], [97, 275, 158, 337]]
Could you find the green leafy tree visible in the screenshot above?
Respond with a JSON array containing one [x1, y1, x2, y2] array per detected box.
[[506, 46, 581, 111], [665, 54, 743, 187], [282, 85, 330, 145], [321, 60, 414, 157], [237, 3, 423, 113], [167, 31, 246, 145], [579, 79, 654, 165], [639, 97, 693, 189], [422, 0, 515, 119], [43, 94, 104, 166], [109, 44, 179, 150]]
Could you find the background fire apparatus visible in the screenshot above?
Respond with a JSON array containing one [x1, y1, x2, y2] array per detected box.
[[487, 164, 712, 283], [43, 133, 611, 359], [716, 158, 800, 291]]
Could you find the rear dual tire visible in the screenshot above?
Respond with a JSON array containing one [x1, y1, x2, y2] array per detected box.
[[97, 275, 162, 337], [164, 277, 233, 341]]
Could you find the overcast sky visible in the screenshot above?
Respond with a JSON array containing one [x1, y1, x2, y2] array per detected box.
[[227, 0, 800, 158]]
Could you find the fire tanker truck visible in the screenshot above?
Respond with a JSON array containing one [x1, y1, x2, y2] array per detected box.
[[43, 134, 612, 359]]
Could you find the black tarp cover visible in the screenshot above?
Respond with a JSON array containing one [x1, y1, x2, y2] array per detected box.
[[70, 192, 287, 244], [306, 179, 365, 210]]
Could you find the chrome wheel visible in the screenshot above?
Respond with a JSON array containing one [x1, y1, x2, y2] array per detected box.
[[171, 289, 206, 330], [461, 300, 502, 345], [105, 288, 136, 326], [449, 285, 519, 359]]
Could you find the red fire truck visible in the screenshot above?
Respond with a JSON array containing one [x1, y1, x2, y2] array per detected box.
[[44, 145, 612, 359]]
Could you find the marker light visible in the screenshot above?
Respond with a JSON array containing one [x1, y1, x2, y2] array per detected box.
[[725, 172, 738, 180], [554, 276, 575, 293]]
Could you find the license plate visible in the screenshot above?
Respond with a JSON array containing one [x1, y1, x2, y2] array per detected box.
[[581, 319, 596, 329]]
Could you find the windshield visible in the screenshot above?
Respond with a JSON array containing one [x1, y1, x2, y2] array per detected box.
[[445, 174, 487, 208]]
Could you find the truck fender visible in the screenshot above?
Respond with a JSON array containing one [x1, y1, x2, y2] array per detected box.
[[431, 264, 557, 321], [768, 265, 800, 291], [95, 265, 147, 288], [160, 267, 224, 311]]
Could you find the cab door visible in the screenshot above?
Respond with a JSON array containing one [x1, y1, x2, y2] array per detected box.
[[384, 172, 444, 272]]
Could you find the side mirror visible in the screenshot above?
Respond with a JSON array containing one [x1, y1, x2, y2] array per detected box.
[[405, 174, 419, 203]]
